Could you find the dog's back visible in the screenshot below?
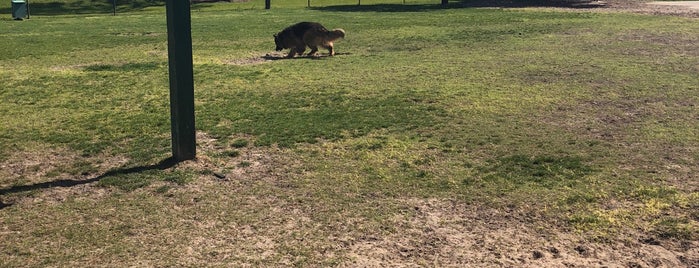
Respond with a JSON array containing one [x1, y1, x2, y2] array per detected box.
[[274, 22, 345, 57], [304, 28, 345, 45], [290, 22, 325, 37], [274, 22, 322, 50], [303, 27, 345, 56]]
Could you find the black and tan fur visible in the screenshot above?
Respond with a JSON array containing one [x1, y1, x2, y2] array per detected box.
[[274, 22, 345, 58]]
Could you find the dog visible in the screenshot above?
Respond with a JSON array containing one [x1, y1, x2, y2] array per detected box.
[[274, 22, 345, 58]]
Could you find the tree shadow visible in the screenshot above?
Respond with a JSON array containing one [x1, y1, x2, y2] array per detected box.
[[0, 157, 177, 210], [0, 0, 165, 16], [310, 0, 604, 12]]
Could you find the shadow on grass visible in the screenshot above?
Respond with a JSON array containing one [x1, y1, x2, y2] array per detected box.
[[0, 157, 177, 209], [311, 0, 604, 12], [0, 0, 164, 16], [83, 62, 162, 72], [261, 52, 352, 61]]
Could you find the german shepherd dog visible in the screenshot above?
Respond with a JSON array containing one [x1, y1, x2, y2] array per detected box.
[[274, 22, 345, 58]]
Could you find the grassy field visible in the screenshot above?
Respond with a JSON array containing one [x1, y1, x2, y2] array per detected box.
[[1, 0, 698, 266]]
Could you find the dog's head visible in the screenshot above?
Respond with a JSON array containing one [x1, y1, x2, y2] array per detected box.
[[273, 34, 283, 51]]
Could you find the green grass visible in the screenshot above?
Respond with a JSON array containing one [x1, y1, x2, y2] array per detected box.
[[1, 0, 698, 266]]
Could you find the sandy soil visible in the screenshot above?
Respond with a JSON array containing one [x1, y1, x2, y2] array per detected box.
[[603, 0, 699, 17]]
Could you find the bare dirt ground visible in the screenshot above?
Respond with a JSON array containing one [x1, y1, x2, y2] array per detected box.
[[647, 1, 699, 10], [461, 0, 699, 17], [605, 0, 699, 17]]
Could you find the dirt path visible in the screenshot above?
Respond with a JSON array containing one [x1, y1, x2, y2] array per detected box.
[[604, 0, 699, 17], [648, 1, 699, 10]]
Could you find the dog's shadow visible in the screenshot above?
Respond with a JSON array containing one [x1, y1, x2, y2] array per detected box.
[[262, 52, 351, 61]]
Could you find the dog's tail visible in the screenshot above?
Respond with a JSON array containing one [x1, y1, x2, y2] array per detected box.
[[326, 28, 345, 42]]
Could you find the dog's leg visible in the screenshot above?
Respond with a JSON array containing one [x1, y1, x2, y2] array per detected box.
[[325, 43, 335, 56], [286, 50, 296, 58], [286, 46, 305, 58], [296, 46, 306, 57], [308, 46, 319, 57]]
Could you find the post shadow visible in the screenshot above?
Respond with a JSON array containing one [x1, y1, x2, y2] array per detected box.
[[0, 157, 178, 209]]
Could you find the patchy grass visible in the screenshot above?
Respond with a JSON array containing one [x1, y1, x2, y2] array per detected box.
[[1, 0, 698, 266]]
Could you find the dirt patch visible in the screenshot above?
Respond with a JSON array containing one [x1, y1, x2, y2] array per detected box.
[[224, 56, 270, 66], [179, 132, 290, 184], [342, 198, 697, 267], [457, 0, 698, 17], [0, 146, 127, 187], [647, 1, 699, 10], [0, 144, 128, 206], [223, 53, 288, 66], [50, 63, 90, 72], [604, 0, 699, 17], [0, 133, 281, 209]]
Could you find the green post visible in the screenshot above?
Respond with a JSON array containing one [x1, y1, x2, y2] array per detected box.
[[165, 0, 196, 161]]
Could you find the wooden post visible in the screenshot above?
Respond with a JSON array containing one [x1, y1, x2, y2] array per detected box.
[[165, 0, 196, 161]]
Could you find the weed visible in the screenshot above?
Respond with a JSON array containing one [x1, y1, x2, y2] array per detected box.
[[163, 171, 194, 185], [238, 161, 252, 168], [653, 217, 697, 240], [154, 185, 171, 194], [478, 154, 593, 188], [223, 150, 241, 158], [230, 139, 249, 148]]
